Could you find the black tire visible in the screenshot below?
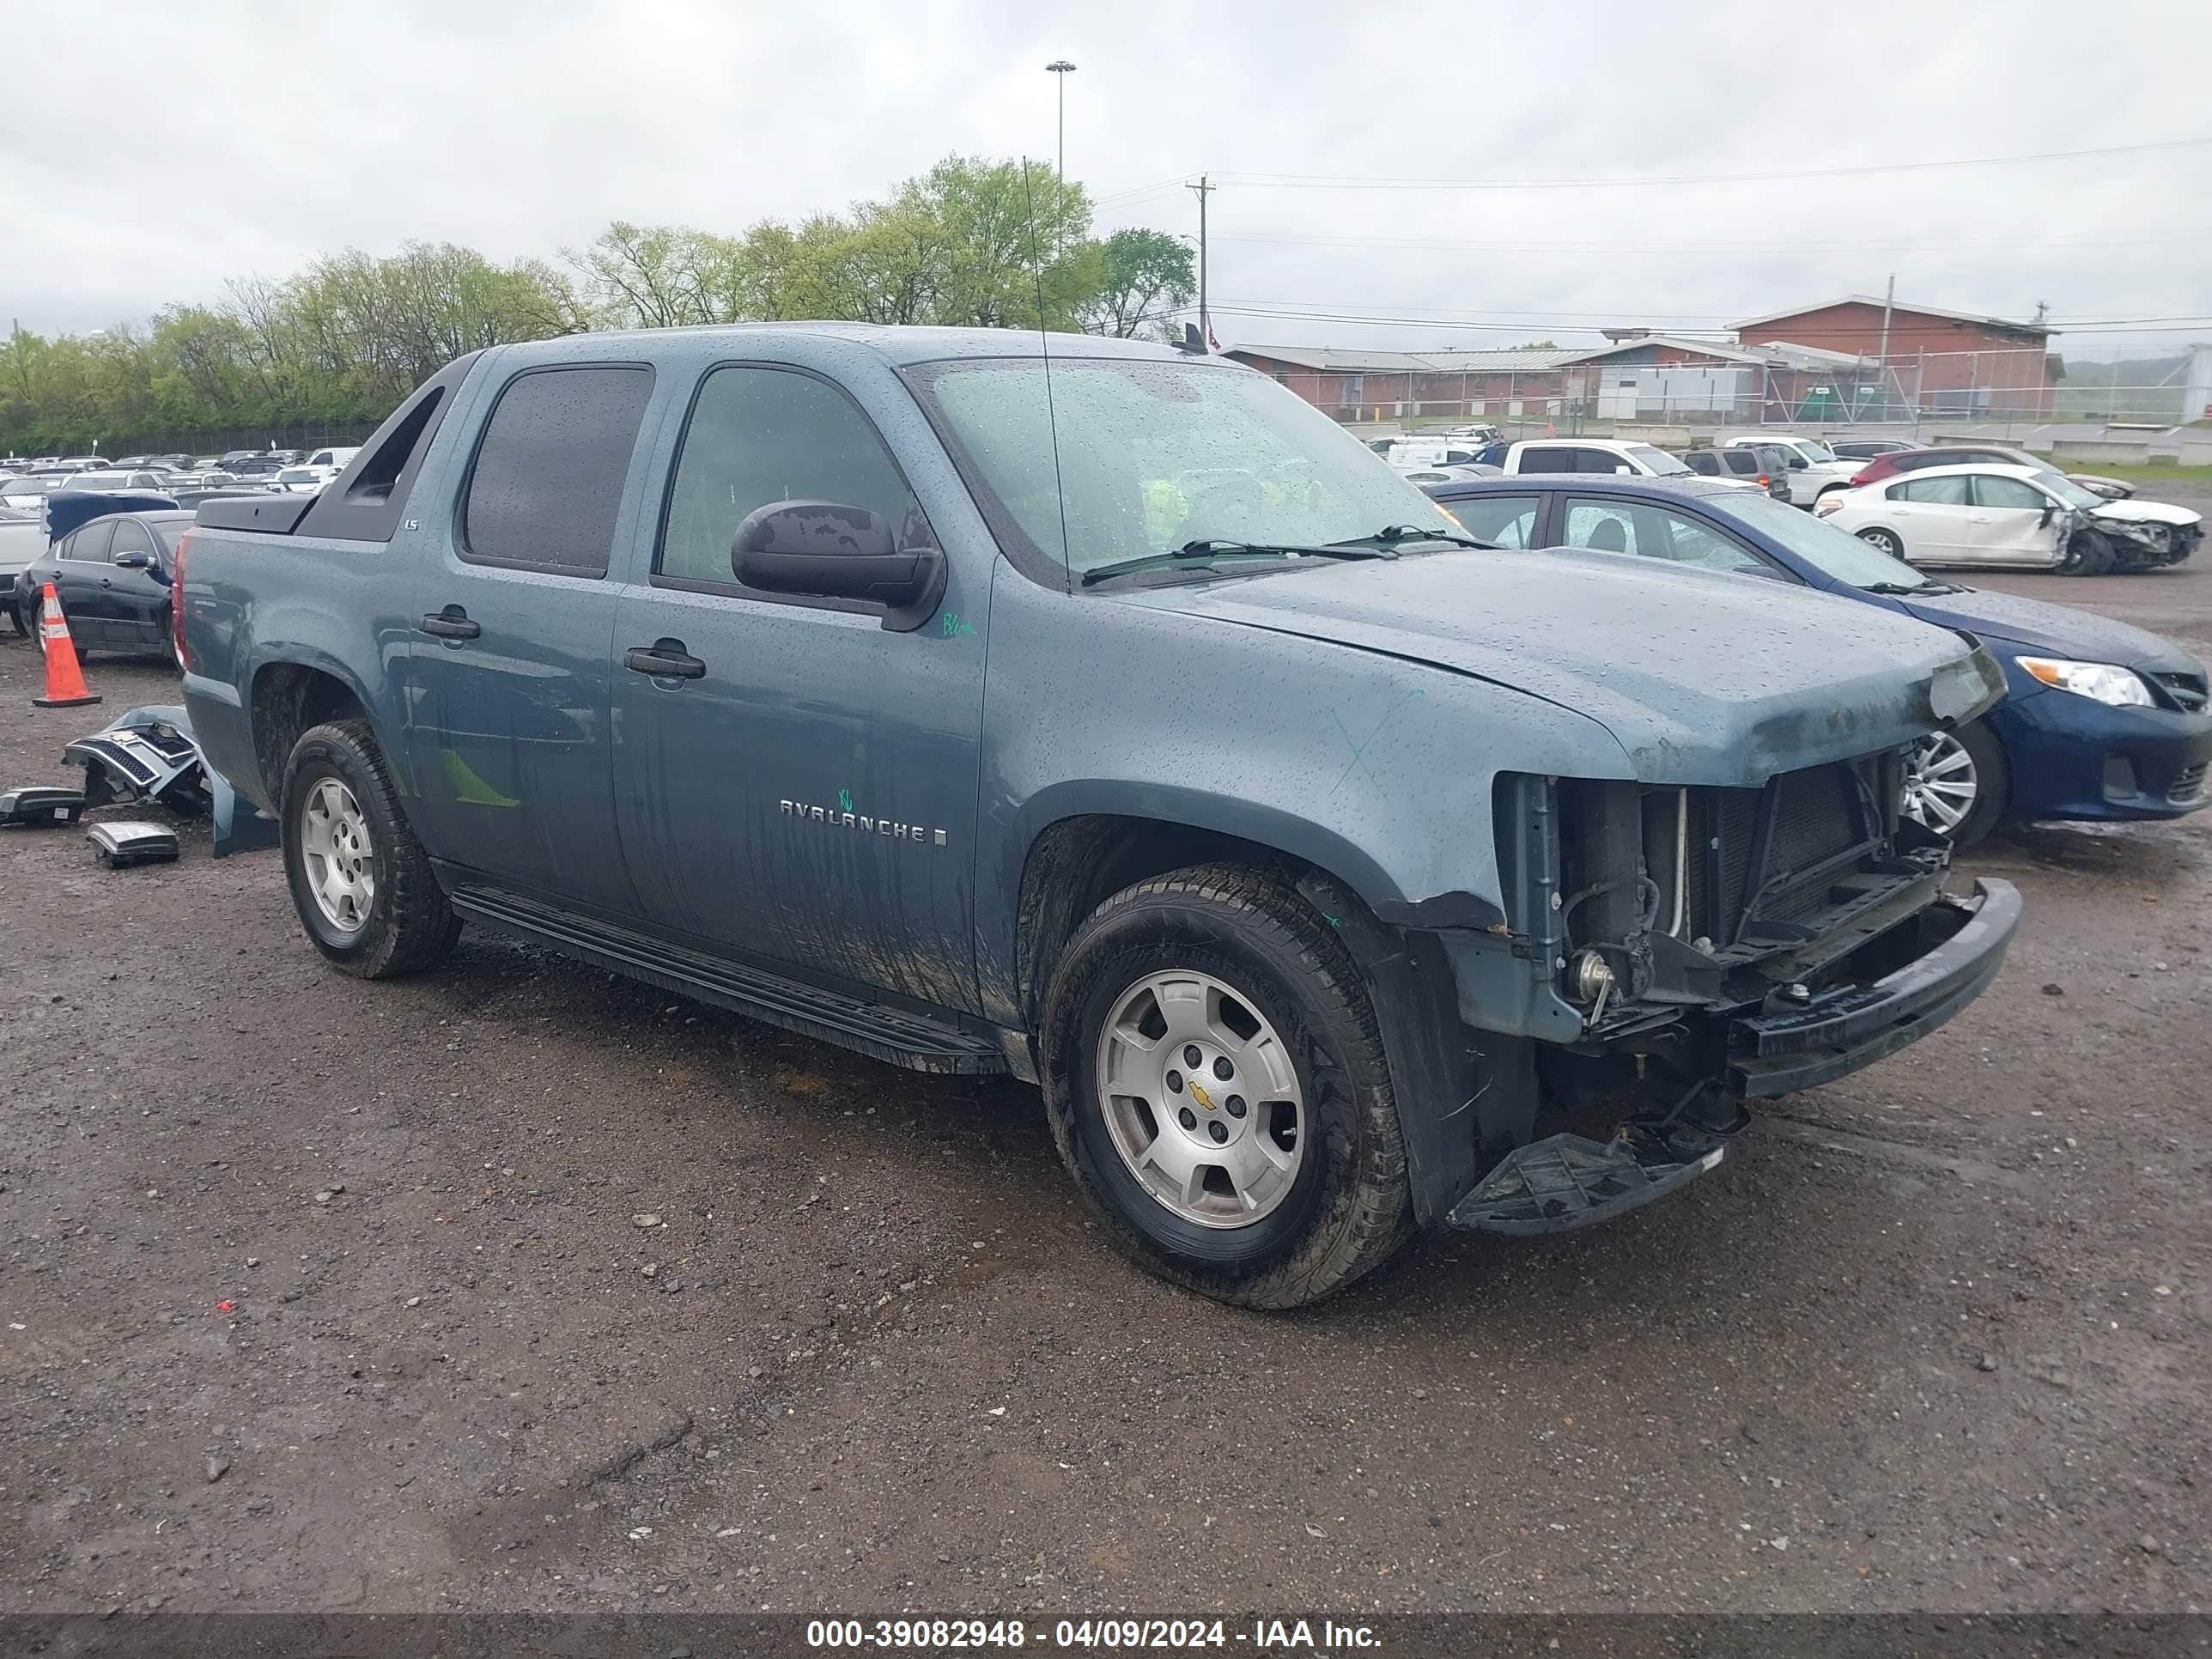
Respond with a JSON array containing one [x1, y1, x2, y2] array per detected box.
[[2055, 526, 2113, 577], [281, 719, 461, 978], [7, 592, 27, 639], [1905, 718, 2009, 850], [1039, 864, 1413, 1310], [1856, 526, 1907, 561]]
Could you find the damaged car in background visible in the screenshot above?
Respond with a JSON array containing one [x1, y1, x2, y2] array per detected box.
[[1820, 464, 2200, 574]]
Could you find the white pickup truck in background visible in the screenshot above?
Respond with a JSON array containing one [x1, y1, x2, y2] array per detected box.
[[1474, 437, 1762, 489]]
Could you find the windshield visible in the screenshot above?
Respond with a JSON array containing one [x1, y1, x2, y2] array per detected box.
[[277, 469, 318, 483], [1705, 492, 1941, 590], [1790, 438, 1838, 465], [1624, 443, 1692, 476], [908, 356, 1462, 580], [2042, 475, 2106, 511]]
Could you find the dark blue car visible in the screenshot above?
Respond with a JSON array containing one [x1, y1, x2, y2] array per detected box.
[[1425, 475, 2212, 846]]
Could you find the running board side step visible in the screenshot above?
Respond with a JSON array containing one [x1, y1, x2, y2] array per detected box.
[[1447, 1133, 1725, 1236], [450, 887, 1008, 1076]]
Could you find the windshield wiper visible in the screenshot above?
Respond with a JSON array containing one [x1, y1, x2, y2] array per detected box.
[[1330, 524, 1492, 550], [1079, 538, 1390, 588], [1861, 580, 1946, 595]]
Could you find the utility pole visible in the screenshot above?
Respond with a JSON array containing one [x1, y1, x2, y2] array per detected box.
[[1046, 61, 1076, 179], [1188, 173, 1213, 349], [1876, 272, 1895, 421]]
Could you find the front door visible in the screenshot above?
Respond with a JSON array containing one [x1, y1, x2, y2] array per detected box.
[[609, 363, 985, 1012], [100, 518, 173, 652], [402, 362, 658, 914], [1966, 473, 2061, 566]]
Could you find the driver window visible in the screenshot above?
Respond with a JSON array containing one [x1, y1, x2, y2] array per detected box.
[[1972, 476, 2047, 510], [108, 520, 157, 562], [1562, 501, 1638, 554], [660, 367, 931, 588]]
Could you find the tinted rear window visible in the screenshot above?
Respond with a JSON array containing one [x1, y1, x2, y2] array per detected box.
[[462, 365, 655, 575]]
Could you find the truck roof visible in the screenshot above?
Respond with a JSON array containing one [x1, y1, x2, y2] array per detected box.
[[491, 322, 1203, 369]]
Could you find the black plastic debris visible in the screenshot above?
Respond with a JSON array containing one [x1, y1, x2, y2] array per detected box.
[[0, 787, 88, 827], [87, 820, 181, 867]]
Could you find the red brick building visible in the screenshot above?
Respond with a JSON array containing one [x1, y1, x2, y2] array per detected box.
[[1733, 296, 2057, 416]]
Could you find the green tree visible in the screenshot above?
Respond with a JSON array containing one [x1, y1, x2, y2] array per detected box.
[[1079, 228, 1195, 338]]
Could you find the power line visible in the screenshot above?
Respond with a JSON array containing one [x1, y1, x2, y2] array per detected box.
[[1202, 133, 2212, 192], [1210, 228, 2212, 256]]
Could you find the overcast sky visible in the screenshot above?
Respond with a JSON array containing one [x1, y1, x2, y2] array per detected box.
[[6, 0, 2209, 362]]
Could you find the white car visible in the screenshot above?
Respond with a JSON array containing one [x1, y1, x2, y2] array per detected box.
[[1380, 438, 1491, 470], [1817, 464, 2201, 576], [1392, 461, 1502, 486], [1485, 437, 1762, 489], [306, 445, 362, 471], [267, 465, 335, 494], [1719, 434, 1863, 507]]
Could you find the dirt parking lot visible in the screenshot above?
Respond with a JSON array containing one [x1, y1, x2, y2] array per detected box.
[[2, 542, 2208, 1621]]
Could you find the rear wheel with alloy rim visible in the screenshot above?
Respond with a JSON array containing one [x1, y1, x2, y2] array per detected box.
[[1901, 718, 2007, 848], [282, 719, 462, 977], [1041, 864, 1412, 1309], [1856, 526, 1906, 560]]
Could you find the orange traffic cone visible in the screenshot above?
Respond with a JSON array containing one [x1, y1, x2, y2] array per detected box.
[[33, 582, 100, 709]]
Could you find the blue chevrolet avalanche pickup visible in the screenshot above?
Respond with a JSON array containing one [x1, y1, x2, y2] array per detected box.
[[176, 326, 2019, 1308]]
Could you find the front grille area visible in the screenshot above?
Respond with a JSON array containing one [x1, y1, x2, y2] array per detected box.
[[1680, 756, 1889, 948], [2172, 763, 2209, 805], [2150, 670, 2209, 713]]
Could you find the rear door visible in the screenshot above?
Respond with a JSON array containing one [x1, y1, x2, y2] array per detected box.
[[403, 361, 658, 914], [1887, 475, 1976, 562], [53, 520, 115, 644]]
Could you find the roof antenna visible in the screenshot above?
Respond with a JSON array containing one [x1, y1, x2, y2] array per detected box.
[[1018, 156, 1073, 596], [1176, 322, 1206, 355]]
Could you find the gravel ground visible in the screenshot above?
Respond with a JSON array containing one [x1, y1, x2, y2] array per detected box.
[[1, 541, 2207, 1620]]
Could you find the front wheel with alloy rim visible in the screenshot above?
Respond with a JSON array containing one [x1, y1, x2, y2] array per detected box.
[[1856, 526, 1907, 560], [282, 720, 461, 977], [1041, 864, 1412, 1309], [1901, 718, 2008, 849]]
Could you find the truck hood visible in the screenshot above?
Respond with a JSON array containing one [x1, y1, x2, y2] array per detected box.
[[1892, 583, 2203, 673], [1126, 548, 2003, 787]]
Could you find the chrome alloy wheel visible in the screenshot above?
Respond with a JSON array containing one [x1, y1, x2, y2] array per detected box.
[[1901, 730, 1978, 836], [299, 778, 376, 933], [1094, 970, 1305, 1228]]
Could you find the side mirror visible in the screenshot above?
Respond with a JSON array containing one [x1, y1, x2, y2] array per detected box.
[[732, 500, 945, 633], [1788, 457, 1808, 469], [2038, 502, 2057, 526], [1613, 464, 1632, 475], [112, 551, 153, 570]]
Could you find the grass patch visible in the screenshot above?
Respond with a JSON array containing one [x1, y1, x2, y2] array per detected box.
[[2031, 458, 2212, 486]]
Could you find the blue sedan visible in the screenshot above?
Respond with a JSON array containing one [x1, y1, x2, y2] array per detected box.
[[1424, 475, 2212, 846]]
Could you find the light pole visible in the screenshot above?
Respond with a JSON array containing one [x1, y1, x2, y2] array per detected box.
[[1045, 60, 1076, 179]]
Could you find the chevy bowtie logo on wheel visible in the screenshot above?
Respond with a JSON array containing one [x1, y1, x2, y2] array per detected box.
[[779, 799, 948, 847]]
